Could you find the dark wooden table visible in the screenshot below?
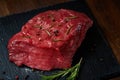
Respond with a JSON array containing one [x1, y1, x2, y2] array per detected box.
[[0, 0, 120, 80]]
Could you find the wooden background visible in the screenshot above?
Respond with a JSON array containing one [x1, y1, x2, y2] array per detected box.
[[0, 0, 120, 80]]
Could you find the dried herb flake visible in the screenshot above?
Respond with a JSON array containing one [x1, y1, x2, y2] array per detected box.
[[48, 14, 55, 22], [66, 25, 73, 35], [33, 25, 42, 29], [68, 15, 78, 19], [45, 30, 51, 36], [23, 35, 31, 38], [64, 15, 78, 23], [49, 23, 55, 29]]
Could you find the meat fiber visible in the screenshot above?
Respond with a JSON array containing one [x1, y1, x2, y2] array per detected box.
[[8, 9, 93, 71]]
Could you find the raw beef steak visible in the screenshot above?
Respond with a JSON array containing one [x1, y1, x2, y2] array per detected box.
[[8, 9, 93, 70]]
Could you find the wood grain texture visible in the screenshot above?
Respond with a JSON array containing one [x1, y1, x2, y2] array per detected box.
[[0, 0, 9, 16], [0, 0, 119, 80], [86, 0, 120, 79], [0, 0, 68, 16], [86, 0, 120, 63]]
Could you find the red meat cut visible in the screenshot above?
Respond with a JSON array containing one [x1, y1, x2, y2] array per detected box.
[[8, 9, 93, 71]]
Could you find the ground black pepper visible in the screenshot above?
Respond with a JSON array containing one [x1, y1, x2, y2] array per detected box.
[[2, 71, 6, 74], [53, 30, 59, 36]]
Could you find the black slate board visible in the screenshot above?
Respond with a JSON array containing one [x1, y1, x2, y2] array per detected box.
[[0, 0, 120, 80]]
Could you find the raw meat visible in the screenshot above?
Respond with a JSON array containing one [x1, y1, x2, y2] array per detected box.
[[8, 9, 93, 70]]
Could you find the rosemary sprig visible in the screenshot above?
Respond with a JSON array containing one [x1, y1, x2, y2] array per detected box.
[[41, 58, 83, 80]]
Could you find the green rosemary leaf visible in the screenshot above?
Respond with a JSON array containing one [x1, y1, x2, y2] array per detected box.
[[66, 68, 78, 80], [40, 57, 83, 80]]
